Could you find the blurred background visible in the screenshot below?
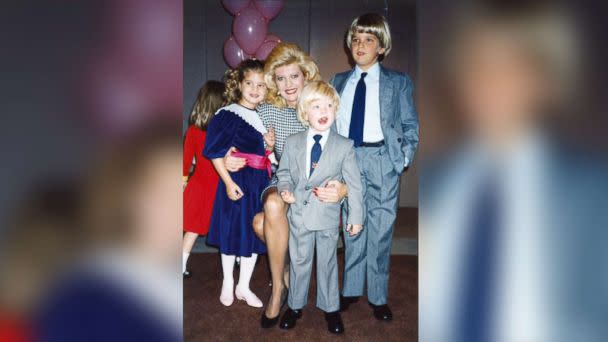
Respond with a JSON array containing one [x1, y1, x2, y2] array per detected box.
[[418, 1, 608, 341], [0, 1, 182, 341]]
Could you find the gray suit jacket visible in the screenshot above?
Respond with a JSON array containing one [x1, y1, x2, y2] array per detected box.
[[330, 64, 419, 174], [276, 130, 364, 231]]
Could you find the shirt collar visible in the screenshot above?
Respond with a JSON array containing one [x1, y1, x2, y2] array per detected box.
[[354, 62, 380, 80], [307, 128, 330, 142]]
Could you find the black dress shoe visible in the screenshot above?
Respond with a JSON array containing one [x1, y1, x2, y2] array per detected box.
[[279, 308, 302, 330], [183, 270, 192, 279], [324, 311, 344, 334], [339, 295, 359, 312], [369, 303, 393, 321], [260, 312, 280, 329]]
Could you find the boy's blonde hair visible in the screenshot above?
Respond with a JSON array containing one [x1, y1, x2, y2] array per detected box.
[[297, 81, 340, 127], [264, 43, 321, 108], [346, 13, 392, 58]]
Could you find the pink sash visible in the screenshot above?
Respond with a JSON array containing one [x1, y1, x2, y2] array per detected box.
[[231, 150, 272, 178]]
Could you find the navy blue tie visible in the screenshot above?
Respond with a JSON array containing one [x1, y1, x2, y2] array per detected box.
[[458, 172, 501, 342], [348, 72, 367, 147], [310, 134, 322, 176]]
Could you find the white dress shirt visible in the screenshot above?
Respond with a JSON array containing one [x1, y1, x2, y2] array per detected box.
[[336, 62, 384, 143], [305, 128, 330, 178], [420, 132, 552, 342]]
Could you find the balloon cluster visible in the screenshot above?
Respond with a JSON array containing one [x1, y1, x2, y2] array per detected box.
[[222, 0, 284, 68]]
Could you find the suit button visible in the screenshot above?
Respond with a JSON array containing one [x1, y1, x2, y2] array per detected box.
[[391, 124, 395, 128], [397, 138, 402, 142], [305, 186, 311, 191], [303, 200, 308, 205]]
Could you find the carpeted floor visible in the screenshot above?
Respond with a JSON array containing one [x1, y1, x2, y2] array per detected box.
[[184, 252, 418, 341]]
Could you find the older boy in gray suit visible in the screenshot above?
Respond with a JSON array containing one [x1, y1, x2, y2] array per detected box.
[[330, 13, 419, 321], [276, 81, 363, 335]]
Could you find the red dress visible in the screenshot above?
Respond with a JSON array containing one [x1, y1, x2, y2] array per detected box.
[[183, 126, 219, 234]]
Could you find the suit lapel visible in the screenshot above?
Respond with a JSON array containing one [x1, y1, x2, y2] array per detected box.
[[295, 131, 308, 181], [336, 70, 355, 96], [379, 65, 394, 131]]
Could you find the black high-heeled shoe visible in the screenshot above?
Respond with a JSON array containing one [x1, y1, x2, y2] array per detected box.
[[260, 312, 279, 329], [260, 287, 288, 329]]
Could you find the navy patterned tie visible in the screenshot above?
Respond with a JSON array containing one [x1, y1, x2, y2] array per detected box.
[[458, 172, 500, 342], [310, 134, 322, 176], [348, 72, 367, 147]]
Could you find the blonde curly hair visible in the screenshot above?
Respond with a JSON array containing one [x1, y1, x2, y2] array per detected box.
[[264, 43, 321, 108]]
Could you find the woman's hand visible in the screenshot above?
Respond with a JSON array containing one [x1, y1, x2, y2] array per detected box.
[[314, 180, 348, 203], [224, 147, 247, 172], [226, 181, 244, 201], [280, 191, 296, 204], [263, 126, 276, 150]]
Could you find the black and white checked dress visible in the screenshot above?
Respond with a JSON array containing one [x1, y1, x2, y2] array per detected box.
[[257, 102, 306, 196]]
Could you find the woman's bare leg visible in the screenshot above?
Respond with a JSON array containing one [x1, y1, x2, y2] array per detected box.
[[262, 188, 289, 318], [252, 212, 265, 242]]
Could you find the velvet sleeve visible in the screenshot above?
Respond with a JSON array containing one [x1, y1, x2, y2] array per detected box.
[[203, 109, 240, 159]]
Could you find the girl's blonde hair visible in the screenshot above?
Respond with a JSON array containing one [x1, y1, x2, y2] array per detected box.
[[346, 13, 392, 58], [297, 81, 341, 127], [223, 59, 265, 105], [189, 80, 225, 130], [264, 43, 321, 108]]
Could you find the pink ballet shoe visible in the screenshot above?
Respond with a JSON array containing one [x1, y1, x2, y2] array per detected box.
[[220, 280, 234, 306], [235, 285, 263, 307]]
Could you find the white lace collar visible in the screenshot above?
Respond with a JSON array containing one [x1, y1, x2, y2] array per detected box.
[[217, 103, 267, 135]]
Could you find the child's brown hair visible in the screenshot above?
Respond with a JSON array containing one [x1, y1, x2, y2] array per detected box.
[[346, 13, 392, 59], [223, 59, 265, 105], [189, 80, 225, 130]]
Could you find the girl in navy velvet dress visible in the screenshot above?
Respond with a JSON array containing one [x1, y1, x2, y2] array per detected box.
[[204, 59, 275, 308]]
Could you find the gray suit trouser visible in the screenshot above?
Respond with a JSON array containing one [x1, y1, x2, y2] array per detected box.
[[342, 144, 400, 305], [288, 225, 340, 312]]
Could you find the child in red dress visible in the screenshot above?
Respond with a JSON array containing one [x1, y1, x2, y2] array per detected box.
[[182, 81, 225, 278]]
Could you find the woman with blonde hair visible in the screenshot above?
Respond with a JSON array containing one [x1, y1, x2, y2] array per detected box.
[[224, 43, 348, 328]]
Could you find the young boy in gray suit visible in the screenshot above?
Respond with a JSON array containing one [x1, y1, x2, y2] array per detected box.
[[276, 81, 364, 335], [330, 13, 419, 321]]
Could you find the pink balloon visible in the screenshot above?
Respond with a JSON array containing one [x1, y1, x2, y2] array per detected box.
[[255, 39, 279, 60], [232, 7, 268, 55], [264, 33, 282, 43], [222, 0, 251, 16], [253, 0, 284, 20], [223, 36, 250, 68]]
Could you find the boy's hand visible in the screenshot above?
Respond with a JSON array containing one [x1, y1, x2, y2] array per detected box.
[[224, 147, 247, 172], [226, 181, 244, 201], [263, 126, 276, 150], [280, 191, 296, 204], [346, 224, 363, 236]]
